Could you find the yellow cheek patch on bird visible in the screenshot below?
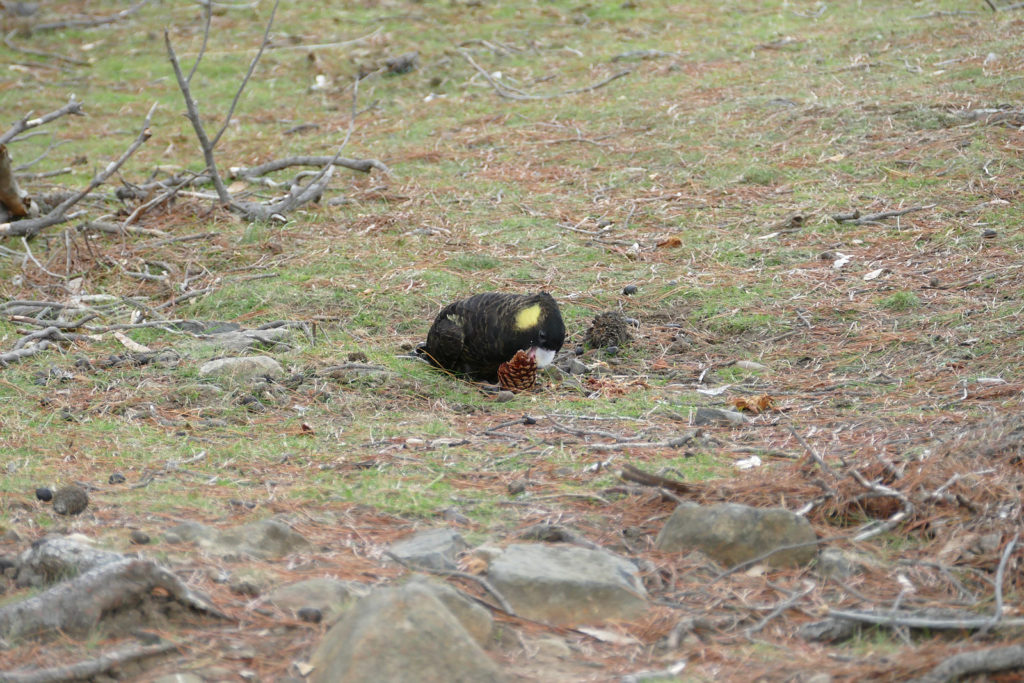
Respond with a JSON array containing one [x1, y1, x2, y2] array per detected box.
[[514, 304, 542, 331]]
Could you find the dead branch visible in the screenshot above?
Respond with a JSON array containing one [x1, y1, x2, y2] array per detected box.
[[589, 435, 699, 452], [30, 0, 149, 33], [0, 103, 157, 238], [209, 0, 280, 149], [0, 641, 178, 683], [827, 608, 1024, 631], [908, 645, 1024, 683], [831, 204, 935, 226], [164, 30, 231, 204], [2, 30, 89, 66], [849, 468, 914, 541], [229, 155, 389, 180], [980, 531, 1019, 635], [548, 416, 643, 442], [0, 326, 90, 367], [0, 97, 84, 146], [0, 557, 227, 642], [620, 463, 701, 495], [460, 50, 632, 101]]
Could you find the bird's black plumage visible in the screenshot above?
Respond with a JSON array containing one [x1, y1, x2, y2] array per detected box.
[[418, 292, 565, 382]]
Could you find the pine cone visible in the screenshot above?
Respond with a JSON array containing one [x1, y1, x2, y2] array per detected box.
[[497, 350, 537, 392]]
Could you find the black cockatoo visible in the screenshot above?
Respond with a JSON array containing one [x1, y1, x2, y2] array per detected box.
[[417, 292, 566, 383]]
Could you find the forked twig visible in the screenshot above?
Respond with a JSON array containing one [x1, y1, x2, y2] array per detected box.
[[0, 103, 157, 238]]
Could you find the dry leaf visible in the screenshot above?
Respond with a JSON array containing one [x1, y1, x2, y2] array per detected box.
[[730, 394, 777, 414], [657, 236, 682, 248]]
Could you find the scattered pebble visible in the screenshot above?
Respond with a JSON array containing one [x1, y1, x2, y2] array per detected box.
[[494, 390, 516, 403], [604, 346, 619, 356], [108, 472, 126, 485], [35, 487, 53, 502], [622, 284, 638, 295], [130, 530, 151, 545], [507, 480, 527, 495], [982, 229, 997, 239]]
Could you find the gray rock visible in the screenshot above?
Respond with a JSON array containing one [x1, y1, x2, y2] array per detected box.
[[166, 518, 310, 559], [152, 675, 204, 683], [198, 355, 284, 382], [487, 543, 647, 626], [405, 576, 493, 647], [693, 407, 749, 426], [268, 578, 369, 622], [308, 582, 506, 683], [655, 503, 817, 568], [565, 358, 588, 375], [816, 548, 870, 578], [388, 528, 467, 572]]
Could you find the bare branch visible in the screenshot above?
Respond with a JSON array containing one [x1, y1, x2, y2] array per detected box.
[[186, 1, 213, 84], [31, 0, 150, 33], [164, 31, 231, 204], [460, 50, 632, 101], [908, 645, 1024, 683], [0, 97, 85, 145], [0, 642, 178, 683], [0, 103, 157, 238], [229, 155, 389, 179], [210, 0, 280, 148]]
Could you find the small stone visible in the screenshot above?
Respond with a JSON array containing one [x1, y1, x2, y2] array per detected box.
[[494, 390, 515, 402], [35, 487, 53, 502], [297, 607, 323, 623], [507, 480, 527, 495], [622, 285, 638, 295], [347, 351, 369, 362], [130, 530, 151, 545], [818, 250, 836, 260], [52, 485, 89, 515], [604, 346, 619, 356], [982, 229, 997, 239], [108, 472, 126, 485], [566, 358, 588, 375]]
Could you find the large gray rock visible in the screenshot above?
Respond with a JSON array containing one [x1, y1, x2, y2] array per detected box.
[[166, 518, 310, 559], [388, 528, 467, 572], [198, 355, 284, 382], [308, 582, 505, 683], [655, 502, 817, 568], [487, 544, 647, 626], [405, 576, 493, 647], [268, 578, 368, 622]]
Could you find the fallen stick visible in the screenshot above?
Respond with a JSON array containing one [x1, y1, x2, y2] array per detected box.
[[619, 462, 700, 495], [31, 0, 149, 33], [832, 204, 935, 226], [229, 155, 389, 178], [460, 50, 631, 101], [0, 558, 228, 642], [0, 641, 178, 683], [908, 644, 1024, 683]]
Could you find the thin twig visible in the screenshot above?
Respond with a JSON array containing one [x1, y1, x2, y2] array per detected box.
[[0, 103, 157, 237], [0, 98, 85, 145], [31, 0, 149, 32], [210, 0, 280, 149], [460, 50, 631, 101]]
